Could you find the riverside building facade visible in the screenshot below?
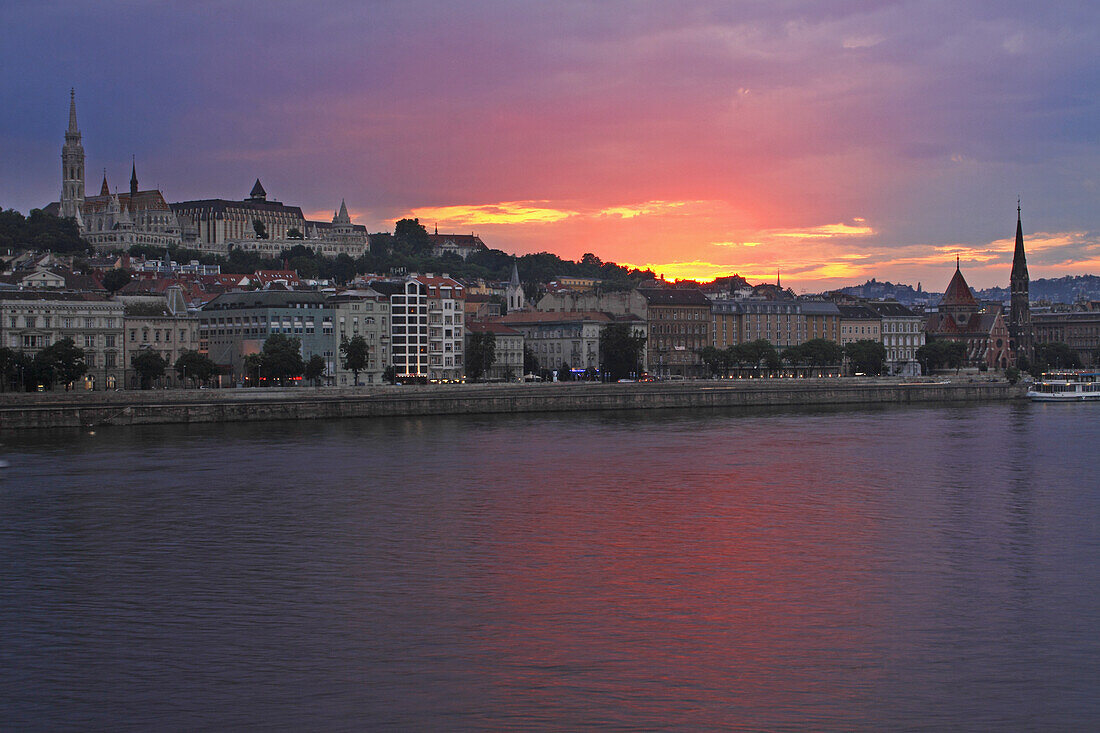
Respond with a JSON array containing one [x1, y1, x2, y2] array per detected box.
[[328, 288, 390, 385], [0, 291, 125, 389], [121, 287, 199, 389], [199, 291, 333, 382], [640, 288, 710, 378]]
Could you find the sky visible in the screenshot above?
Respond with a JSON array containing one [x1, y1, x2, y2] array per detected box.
[[2, 0, 1099, 291]]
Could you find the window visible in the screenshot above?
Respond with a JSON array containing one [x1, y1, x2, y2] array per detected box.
[[104, 335, 116, 348], [84, 335, 95, 348], [105, 352, 117, 368]]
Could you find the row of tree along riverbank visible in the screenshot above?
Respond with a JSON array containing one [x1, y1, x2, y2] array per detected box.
[[0, 378, 1022, 431]]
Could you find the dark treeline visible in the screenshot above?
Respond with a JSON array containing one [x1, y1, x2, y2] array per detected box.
[[0, 208, 85, 253]]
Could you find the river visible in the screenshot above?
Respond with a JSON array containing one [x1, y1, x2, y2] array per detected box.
[[2, 402, 1098, 730]]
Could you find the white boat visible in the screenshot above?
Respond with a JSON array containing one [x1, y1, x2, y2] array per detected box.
[[1027, 371, 1100, 401]]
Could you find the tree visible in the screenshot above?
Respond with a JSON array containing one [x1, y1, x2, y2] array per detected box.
[[174, 350, 216, 386], [0, 346, 19, 392], [523, 345, 539, 376], [845, 339, 887, 376], [741, 339, 779, 376], [1005, 366, 1022, 385], [132, 348, 168, 389], [252, 219, 269, 239], [332, 253, 357, 285], [799, 339, 844, 375], [1035, 341, 1080, 371], [599, 323, 647, 381], [287, 227, 303, 240], [305, 354, 327, 386], [916, 339, 966, 373], [340, 335, 369, 386], [101, 268, 133, 294], [261, 334, 304, 385], [29, 338, 87, 391], [944, 341, 968, 373], [243, 353, 264, 386], [382, 365, 397, 384], [393, 218, 433, 255], [699, 346, 729, 377], [465, 331, 497, 382]]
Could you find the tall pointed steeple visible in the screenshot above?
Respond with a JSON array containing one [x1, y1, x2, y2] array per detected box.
[[1009, 199, 1033, 363], [776, 269, 781, 288], [334, 198, 351, 224], [68, 87, 78, 133], [60, 88, 86, 220], [100, 169, 110, 196], [130, 156, 139, 198], [1010, 199, 1028, 282], [506, 258, 524, 312]]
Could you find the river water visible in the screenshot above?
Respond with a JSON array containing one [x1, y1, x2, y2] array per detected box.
[[2, 402, 1098, 731]]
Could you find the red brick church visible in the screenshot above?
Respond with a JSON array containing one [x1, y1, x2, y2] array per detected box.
[[925, 258, 1014, 370]]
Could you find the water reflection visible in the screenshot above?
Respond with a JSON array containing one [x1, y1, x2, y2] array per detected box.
[[2, 403, 1099, 730]]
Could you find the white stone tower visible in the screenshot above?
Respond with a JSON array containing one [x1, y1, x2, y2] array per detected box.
[[332, 199, 354, 236], [60, 88, 85, 220], [506, 259, 525, 312]]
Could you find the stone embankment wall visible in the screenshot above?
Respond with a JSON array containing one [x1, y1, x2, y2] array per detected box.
[[0, 379, 1022, 431]]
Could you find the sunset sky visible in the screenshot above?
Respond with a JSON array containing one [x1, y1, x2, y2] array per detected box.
[[2, 1, 1099, 290]]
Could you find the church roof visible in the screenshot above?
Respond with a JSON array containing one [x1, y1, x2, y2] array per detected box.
[[171, 198, 305, 218], [938, 261, 978, 308], [250, 179, 267, 199], [83, 190, 173, 213], [427, 233, 484, 248]]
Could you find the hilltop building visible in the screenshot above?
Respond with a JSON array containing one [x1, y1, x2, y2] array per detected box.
[[427, 231, 485, 260], [46, 90, 182, 251], [173, 183, 369, 256]]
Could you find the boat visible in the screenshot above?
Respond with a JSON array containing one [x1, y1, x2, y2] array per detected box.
[[1027, 370, 1100, 401]]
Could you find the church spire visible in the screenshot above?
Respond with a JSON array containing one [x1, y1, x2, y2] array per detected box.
[[130, 156, 139, 198], [68, 88, 78, 133], [1011, 199, 1028, 281], [100, 169, 109, 196], [60, 88, 86, 220], [1009, 199, 1033, 363]]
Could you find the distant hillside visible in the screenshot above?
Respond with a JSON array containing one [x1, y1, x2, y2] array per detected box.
[[975, 275, 1100, 304], [837, 274, 1100, 306], [834, 279, 939, 305]]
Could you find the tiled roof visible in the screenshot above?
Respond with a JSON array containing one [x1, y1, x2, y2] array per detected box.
[[638, 288, 711, 306], [83, 190, 172, 213], [939, 267, 978, 307]]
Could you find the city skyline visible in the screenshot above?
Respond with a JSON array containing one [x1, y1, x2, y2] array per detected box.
[[3, 1, 1099, 290]]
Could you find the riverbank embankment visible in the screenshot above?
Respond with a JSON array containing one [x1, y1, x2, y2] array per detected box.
[[0, 378, 1023, 431]]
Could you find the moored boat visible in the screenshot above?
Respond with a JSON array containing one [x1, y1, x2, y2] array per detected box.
[[1027, 371, 1100, 401]]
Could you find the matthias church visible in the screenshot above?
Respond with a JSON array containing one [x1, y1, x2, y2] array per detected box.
[[45, 90, 368, 256]]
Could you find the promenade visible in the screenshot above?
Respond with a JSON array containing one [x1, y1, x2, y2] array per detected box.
[[0, 378, 1022, 431]]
